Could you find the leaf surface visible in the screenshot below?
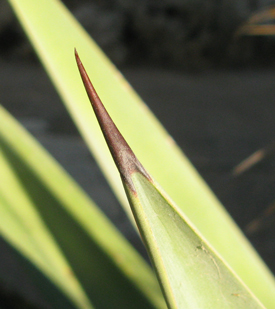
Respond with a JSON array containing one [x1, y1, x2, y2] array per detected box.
[[7, 0, 275, 307], [0, 105, 166, 309], [75, 55, 265, 308]]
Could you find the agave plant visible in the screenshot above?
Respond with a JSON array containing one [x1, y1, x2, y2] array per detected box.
[[1, 0, 275, 308]]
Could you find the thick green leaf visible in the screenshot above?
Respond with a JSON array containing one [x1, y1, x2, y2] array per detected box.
[[7, 0, 275, 307], [128, 172, 264, 308], [74, 59, 265, 308], [0, 105, 166, 309]]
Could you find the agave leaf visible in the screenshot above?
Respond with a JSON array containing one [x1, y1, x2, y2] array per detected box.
[[128, 173, 265, 308], [0, 105, 166, 309], [7, 0, 275, 307], [0, 110, 93, 309], [75, 54, 265, 308]]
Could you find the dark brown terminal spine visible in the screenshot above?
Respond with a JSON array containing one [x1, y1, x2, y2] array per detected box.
[[74, 49, 151, 192]]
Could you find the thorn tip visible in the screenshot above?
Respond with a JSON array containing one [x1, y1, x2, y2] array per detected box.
[[74, 50, 151, 192]]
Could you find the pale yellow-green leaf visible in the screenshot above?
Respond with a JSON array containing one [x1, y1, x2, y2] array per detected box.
[[0, 105, 166, 309], [7, 0, 275, 307], [0, 112, 93, 309]]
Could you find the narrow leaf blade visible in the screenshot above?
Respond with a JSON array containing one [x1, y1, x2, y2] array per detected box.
[[0, 109, 93, 309], [0, 105, 166, 309], [7, 0, 275, 306]]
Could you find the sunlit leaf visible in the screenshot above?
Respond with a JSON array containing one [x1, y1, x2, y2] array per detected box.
[[75, 55, 265, 308], [7, 0, 275, 307], [0, 105, 166, 309]]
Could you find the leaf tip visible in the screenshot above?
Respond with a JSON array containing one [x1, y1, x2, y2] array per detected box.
[[75, 51, 151, 192]]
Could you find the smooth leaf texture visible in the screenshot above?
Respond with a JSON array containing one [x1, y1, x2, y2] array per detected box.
[[128, 172, 264, 309], [7, 0, 275, 307], [0, 105, 166, 309], [75, 56, 265, 309], [0, 109, 93, 309]]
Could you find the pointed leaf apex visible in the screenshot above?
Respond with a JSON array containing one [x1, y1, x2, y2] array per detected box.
[[75, 50, 151, 192]]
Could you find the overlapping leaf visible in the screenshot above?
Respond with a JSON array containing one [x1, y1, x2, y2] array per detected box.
[[6, 0, 275, 307], [0, 105, 166, 309]]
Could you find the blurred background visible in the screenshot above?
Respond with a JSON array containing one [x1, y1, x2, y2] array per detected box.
[[1, 0, 275, 306], [2, 0, 275, 67]]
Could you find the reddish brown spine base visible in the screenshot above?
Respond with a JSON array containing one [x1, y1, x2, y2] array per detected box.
[[75, 49, 151, 192]]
